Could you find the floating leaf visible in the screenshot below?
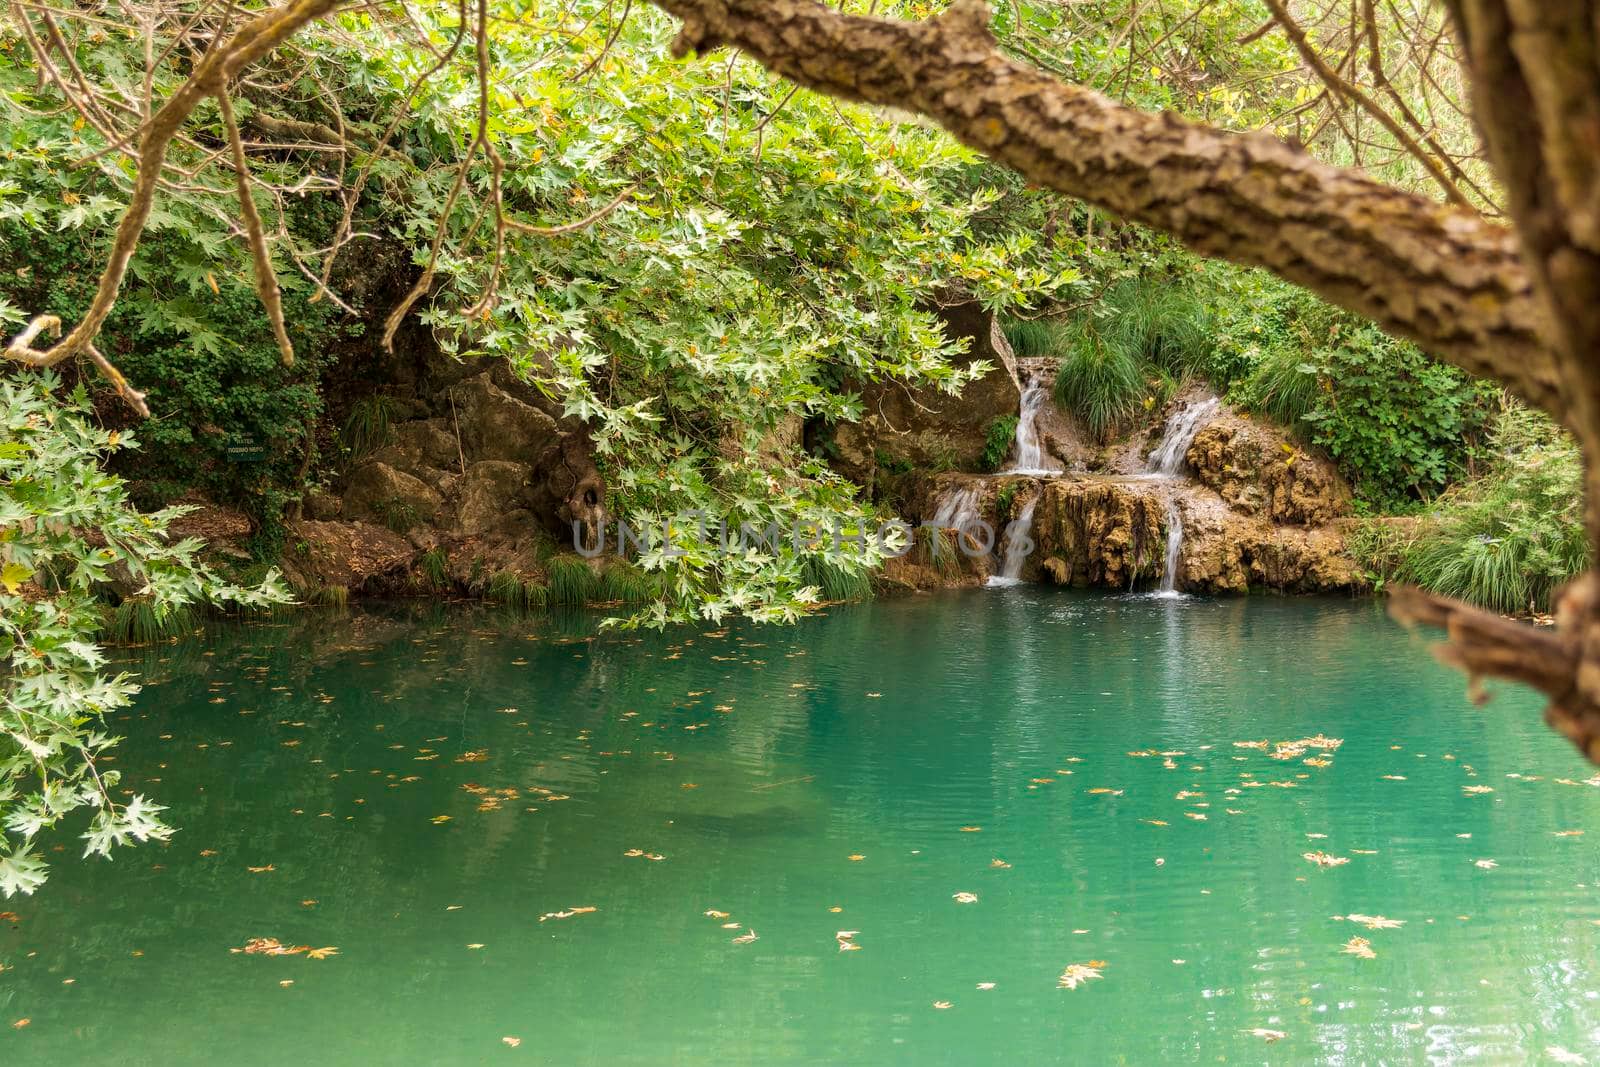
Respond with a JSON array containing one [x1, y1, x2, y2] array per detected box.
[[1057, 962, 1103, 990]]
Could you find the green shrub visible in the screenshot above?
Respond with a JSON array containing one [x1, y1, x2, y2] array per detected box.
[[1354, 407, 1587, 613], [802, 557, 874, 602], [103, 598, 198, 645], [341, 395, 402, 464], [547, 554, 599, 606], [420, 547, 450, 588], [1053, 325, 1145, 441], [1002, 318, 1066, 358], [1213, 271, 1496, 508], [982, 415, 1019, 471]]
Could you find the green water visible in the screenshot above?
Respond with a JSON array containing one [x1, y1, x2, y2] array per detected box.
[[3, 590, 1599, 1064]]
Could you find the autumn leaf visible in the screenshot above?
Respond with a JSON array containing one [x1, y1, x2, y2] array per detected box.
[[1302, 851, 1349, 868], [1341, 913, 1404, 930], [1474, 858, 1498, 869], [953, 892, 978, 904], [1341, 936, 1375, 959], [306, 947, 339, 960], [1057, 962, 1103, 990], [503, 1037, 522, 1048], [1245, 1028, 1286, 1042], [932, 1000, 952, 1010], [731, 929, 758, 944]]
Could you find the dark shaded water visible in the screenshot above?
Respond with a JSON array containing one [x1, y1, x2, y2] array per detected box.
[[2, 590, 1598, 1064]]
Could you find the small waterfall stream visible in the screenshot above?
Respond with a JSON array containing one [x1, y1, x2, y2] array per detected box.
[[1156, 496, 1184, 597], [988, 495, 1039, 587], [1146, 397, 1219, 476], [1005, 368, 1059, 476], [1141, 396, 1218, 597]]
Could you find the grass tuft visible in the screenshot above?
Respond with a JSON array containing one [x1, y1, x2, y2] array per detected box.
[[547, 554, 599, 607], [103, 598, 197, 645]]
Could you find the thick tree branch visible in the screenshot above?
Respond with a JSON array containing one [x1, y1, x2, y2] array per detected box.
[[648, 0, 1565, 424]]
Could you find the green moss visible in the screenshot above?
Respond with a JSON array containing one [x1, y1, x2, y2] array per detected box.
[[981, 416, 1019, 472]]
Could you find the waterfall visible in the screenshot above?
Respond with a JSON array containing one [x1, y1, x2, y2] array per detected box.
[[1155, 496, 1184, 598], [929, 484, 983, 533], [1005, 373, 1059, 476], [988, 495, 1039, 587], [1146, 397, 1219, 477]]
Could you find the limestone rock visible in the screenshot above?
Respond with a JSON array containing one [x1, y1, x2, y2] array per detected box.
[[342, 461, 443, 527], [284, 520, 415, 591], [1187, 413, 1351, 525], [449, 373, 560, 463], [455, 460, 535, 536]]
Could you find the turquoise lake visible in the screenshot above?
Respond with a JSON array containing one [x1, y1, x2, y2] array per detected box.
[[1, 589, 1597, 1064]]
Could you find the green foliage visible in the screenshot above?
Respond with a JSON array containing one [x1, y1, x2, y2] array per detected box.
[[103, 598, 198, 646], [982, 415, 1019, 472], [1355, 407, 1588, 613], [1214, 272, 1497, 508], [995, 481, 1019, 517], [1002, 318, 1066, 358], [547, 555, 599, 607], [1097, 277, 1214, 378], [341, 396, 402, 465], [486, 570, 547, 611], [802, 556, 874, 603], [419, 547, 450, 589], [1053, 326, 1147, 441], [0, 376, 289, 895]]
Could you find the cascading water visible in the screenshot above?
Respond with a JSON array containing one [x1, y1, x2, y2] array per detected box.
[[1155, 496, 1184, 598], [929, 484, 984, 534], [1146, 397, 1219, 477], [1005, 369, 1059, 476], [987, 495, 1039, 588]]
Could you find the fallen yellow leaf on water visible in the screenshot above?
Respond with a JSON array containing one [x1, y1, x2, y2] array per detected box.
[[953, 892, 978, 904], [976, 982, 995, 990], [1555, 830, 1585, 837], [932, 1000, 952, 1010], [1057, 962, 1103, 990], [704, 910, 730, 919], [847, 854, 865, 862], [1303, 851, 1349, 868], [306, 947, 339, 960], [538, 906, 597, 922], [1245, 1028, 1285, 1042], [732, 929, 758, 945], [959, 826, 982, 833], [1463, 785, 1495, 796], [466, 944, 485, 950], [13, 1018, 30, 1030], [1475, 858, 1498, 869], [246, 865, 276, 874], [502, 1036, 522, 1048], [431, 815, 452, 825], [1342, 936, 1375, 959], [1341, 914, 1404, 930], [1087, 788, 1124, 796], [279, 980, 293, 988], [990, 858, 1012, 869]]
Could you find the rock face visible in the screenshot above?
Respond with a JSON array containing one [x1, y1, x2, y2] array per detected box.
[[282, 520, 416, 591], [342, 461, 444, 526], [1187, 413, 1351, 525], [830, 296, 1022, 490], [1034, 478, 1165, 589]]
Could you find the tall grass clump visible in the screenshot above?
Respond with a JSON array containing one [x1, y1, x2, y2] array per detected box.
[[1098, 278, 1214, 377], [599, 560, 663, 604], [340, 394, 401, 463], [547, 554, 599, 607], [1002, 318, 1067, 358], [1235, 343, 1319, 425], [307, 585, 349, 610], [1053, 324, 1146, 441], [1357, 407, 1587, 613], [103, 598, 198, 645], [486, 569, 548, 611], [802, 557, 874, 602], [420, 546, 449, 589]]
